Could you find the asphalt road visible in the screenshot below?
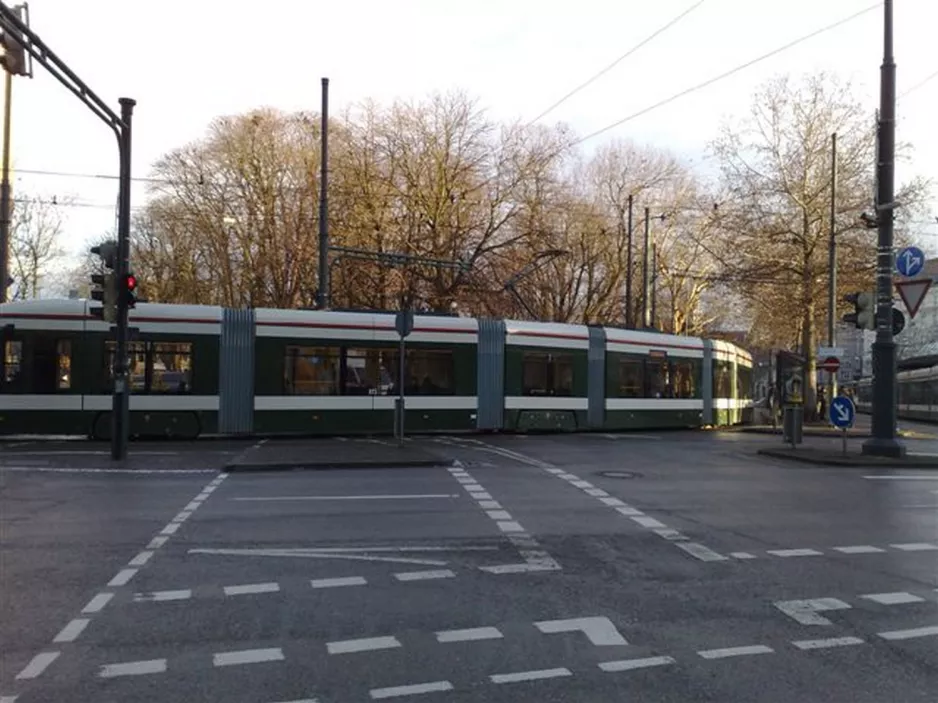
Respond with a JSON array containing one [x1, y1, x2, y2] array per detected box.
[[1, 430, 937, 702]]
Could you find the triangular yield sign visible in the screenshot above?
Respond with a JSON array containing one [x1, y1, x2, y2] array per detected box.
[[895, 278, 933, 319]]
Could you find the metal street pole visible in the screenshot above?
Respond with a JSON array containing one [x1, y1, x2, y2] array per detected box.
[[651, 241, 657, 328], [317, 77, 329, 309], [111, 97, 134, 460], [827, 132, 838, 400], [642, 207, 651, 328], [625, 193, 634, 327], [863, 0, 904, 458], [0, 69, 11, 302]]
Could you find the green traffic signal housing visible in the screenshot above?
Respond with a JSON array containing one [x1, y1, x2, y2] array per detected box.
[[842, 291, 875, 330]]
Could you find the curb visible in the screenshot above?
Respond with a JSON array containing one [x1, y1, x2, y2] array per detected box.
[[756, 448, 938, 469], [223, 459, 453, 473]]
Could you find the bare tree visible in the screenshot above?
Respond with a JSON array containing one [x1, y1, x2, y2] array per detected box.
[[9, 195, 68, 299], [710, 72, 929, 418]]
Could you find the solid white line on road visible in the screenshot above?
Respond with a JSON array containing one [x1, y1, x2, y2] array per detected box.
[[213, 648, 285, 666], [394, 569, 456, 581], [232, 494, 459, 501], [878, 625, 938, 640], [81, 592, 113, 614], [52, 618, 90, 643], [224, 582, 280, 596], [599, 656, 676, 672], [99, 659, 167, 678], [311, 576, 367, 589], [766, 549, 823, 557], [327, 636, 401, 655], [792, 637, 865, 650], [436, 627, 503, 643], [832, 545, 885, 554], [128, 550, 154, 567], [536, 616, 628, 646], [134, 589, 192, 602], [491, 668, 572, 684], [729, 552, 758, 559], [370, 681, 453, 699], [860, 592, 926, 605], [675, 542, 728, 562], [0, 466, 215, 475], [15, 652, 60, 680], [774, 598, 851, 626], [891, 543, 938, 551], [863, 475, 938, 480], [107, 568, 138, 587], [697, 645, 774, 659], [191, 548, 449, 566]]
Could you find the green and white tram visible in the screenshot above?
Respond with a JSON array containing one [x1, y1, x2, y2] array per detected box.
[[0, 299, 753, 439]]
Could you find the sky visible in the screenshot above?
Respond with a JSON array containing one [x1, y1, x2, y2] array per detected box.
[[4, 0, 938, 274]]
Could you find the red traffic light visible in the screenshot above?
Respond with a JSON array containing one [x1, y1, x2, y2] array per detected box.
[[126, 274, 137, 291]]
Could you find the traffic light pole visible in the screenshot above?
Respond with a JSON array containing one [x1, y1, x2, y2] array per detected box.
[[0, 3, 136, 459], [863, 0, 904, 458], [112, 99, 134, 460]]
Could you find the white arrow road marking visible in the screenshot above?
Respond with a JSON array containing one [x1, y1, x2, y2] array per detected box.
[[535, 616, 628, 646], [774, 598, 851, 625]]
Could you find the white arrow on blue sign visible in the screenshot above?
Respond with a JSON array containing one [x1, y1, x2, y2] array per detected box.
[[829, 395, 856, 429], [896, 246, 925, 278]]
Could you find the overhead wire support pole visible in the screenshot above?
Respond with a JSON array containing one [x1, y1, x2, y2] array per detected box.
[[863, 0, 904, 458], [625, 194, 634, 328], [0, 2, 135, 459], [827, 132, 837, 401], [317, 77, 329, 310]]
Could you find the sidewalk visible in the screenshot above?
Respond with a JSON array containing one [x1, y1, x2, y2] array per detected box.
[[756, 436, 938, 468], [224, 437, 452, 472]]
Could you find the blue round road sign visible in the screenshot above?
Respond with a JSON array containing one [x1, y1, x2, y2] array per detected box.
[[829, 395, 856, 429], [896, 246, 925, 278]]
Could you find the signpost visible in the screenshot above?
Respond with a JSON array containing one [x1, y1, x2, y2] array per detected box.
[[829, 395, 856, 456], [394, 309, 414, 446], [896, 246, 925, 278], [895, 278, 932, 320]]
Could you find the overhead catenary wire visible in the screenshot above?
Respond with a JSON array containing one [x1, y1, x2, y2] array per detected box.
[[526, 0, 708, 125], [898, 68, 938, 99], [569, 2, 883, 148]]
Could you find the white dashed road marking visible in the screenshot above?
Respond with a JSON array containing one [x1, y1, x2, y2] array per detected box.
[[311, 576, 367, 589], [535, 616, 628, 646], [697, 645, 774, 659], [490, 667, 572, 684], [327, 636, 401, 655], [878, 625, 938, 641], [793, 637, 865, 650], [223, 582, 280, 596], [436, 627, 503, 643], [774, 598, 851, 626], [8, 472, 227, 693], [599, 655, 676, 672], [370, 681, 454, 699], [99, 659, 167, 678], [393, 569, 455, 582], [861, 592, 925, 605], [213, 648, 285, 666]]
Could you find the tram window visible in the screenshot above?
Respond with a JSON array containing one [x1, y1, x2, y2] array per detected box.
[[105, 341, 185, 394], [344, 348, 395, 395], [736, 364, 752, 399], [618, 359, 643, 397], [713, 360, 732, 397], [670, 360, 696, 399], [4, 340, 21, 385], [405, 349, 454, 395], [57, 340, 71, 390], [645, 359, 669, 398], [284, 345, 339, 395], [522, 352, 573, 396], [152, 343, 192, 394]]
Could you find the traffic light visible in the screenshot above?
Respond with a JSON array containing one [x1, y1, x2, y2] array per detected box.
[[123, 272, 138, 309], [0, 6, 30, 77], [842, 291, 875, 330], [90, 273, 116, 322], [89, 240, 119, 322]]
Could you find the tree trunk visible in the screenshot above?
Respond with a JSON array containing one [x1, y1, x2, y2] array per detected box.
[[801, 288, 818, 422]]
